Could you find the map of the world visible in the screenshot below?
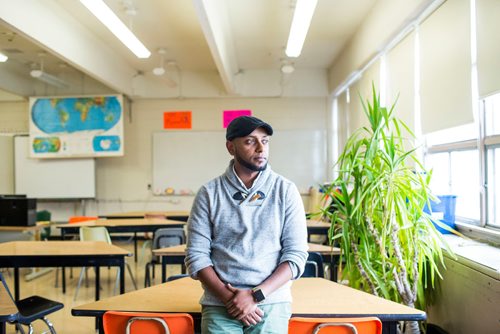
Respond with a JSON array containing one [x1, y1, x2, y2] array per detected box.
[[29, 95, 124, 158]]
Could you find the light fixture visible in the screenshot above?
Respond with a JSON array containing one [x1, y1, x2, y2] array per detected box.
[[152, 48, 166, 76], [0, 51, 8, 62], [30, 70, 69, 88], [285, 0, 318, 58], [281, 62, 295, 74], [79, 0, 151, 58], [30, 54, 69, 88]]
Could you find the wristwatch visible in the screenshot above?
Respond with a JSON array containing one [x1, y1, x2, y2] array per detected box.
[[251, 287, 265, 303]]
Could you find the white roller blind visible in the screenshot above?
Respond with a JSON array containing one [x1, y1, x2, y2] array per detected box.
[[387, 31, 415, 131], [477, 0, 500, 97], [420, 0, 473, 134]]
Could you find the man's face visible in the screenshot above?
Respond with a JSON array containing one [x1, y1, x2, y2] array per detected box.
[[227, 127, 270, 172]]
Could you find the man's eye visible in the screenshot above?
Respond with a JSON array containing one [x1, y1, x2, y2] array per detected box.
[[262, 139, 269, 145]]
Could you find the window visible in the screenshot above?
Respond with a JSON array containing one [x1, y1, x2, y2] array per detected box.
[[425, 92, 500, 229], [485, 93, 500, 228]]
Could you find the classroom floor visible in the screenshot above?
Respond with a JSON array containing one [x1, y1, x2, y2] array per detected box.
[[2, 239, 181, 334]]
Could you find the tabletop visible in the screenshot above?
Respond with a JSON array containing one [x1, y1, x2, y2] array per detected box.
[[99, 211, 190, 219], [153, 243, 340, 256], [56, 218, 186, 229], [0, 241, 131, 256], [72, 277, 425, 320]]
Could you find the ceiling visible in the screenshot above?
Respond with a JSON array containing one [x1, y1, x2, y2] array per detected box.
[[0, 0, 377, 101]]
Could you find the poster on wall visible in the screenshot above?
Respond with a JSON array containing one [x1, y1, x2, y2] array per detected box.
[[28, 95, 124, 158]]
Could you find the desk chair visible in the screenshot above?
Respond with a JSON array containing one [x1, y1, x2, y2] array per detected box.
[[74, 226, 138, 301], [103, 311, 194, 334], [289, 317, 382, 334], [301, 252, 325, 278], [0, 272, 64, 334], [144, 227, 185, 287], [55, 216, 99, 289]]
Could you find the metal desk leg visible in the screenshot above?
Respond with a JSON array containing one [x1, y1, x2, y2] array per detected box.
[[14, 267, 19, 301], [119, 260, 125, 294], [95, 266, 100, 301], [162, 257, 167, 283], [134, 232, 138, 262]]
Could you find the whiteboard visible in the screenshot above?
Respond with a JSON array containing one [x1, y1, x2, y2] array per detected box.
[[152, 130, 327, 195], [14, 136, 96, 199]]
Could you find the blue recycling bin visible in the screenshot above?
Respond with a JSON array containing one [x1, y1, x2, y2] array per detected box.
[[424, 195, 457, 234]]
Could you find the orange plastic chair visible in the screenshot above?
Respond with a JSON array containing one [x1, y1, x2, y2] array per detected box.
[[68, 216, 98, 224], [103, 311, 194, 334], [289, 317, 382, 334]]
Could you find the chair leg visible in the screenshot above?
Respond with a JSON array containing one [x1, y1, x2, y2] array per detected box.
[[126, 262, 138, 290], [15, 323, 27, 334], [113, 268, 120, 296], [41, 316, 57, 334], [74, 266, 86, 301]]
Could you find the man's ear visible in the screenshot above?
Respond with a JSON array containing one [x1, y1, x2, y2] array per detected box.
[[226, 140, 235, 156]]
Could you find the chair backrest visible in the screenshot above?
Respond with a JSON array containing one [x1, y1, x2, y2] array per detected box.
[[302, 252, 324, 278], [289, 317, 382, 334], [79, 226, 112, 244], [103, 311, 194, 334], [151, 228, 185, 262], [166, 274, 189, 282], [69, 216, 98, 224]]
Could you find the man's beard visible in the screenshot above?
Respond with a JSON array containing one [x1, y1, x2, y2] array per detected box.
[[235, 155, 267, 172]]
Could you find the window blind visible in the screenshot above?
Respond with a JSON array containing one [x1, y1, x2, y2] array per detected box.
[[477, 0, 500, 97], [420, 0, 473, 134]]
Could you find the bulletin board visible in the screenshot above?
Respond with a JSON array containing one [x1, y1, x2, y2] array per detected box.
[[152, 130, 327, 195], [14, 135, 96, 199]]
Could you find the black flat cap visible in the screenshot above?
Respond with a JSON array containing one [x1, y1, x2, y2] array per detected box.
[[226, 116, 273, 140]]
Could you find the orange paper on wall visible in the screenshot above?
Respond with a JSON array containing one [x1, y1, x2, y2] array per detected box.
[[163, 111, 192, 129]]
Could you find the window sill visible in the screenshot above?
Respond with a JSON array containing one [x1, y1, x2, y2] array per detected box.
[[455, 221, 500, 246], [441, 233, 500, 280]]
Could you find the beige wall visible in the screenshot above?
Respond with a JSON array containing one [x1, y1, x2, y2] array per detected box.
[[0, 96, 328, 220]]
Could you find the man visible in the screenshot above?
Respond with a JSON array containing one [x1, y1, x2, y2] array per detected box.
[[185, 115, 308, 333]]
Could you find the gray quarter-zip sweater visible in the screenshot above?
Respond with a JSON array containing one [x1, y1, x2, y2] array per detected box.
[[185, 160, 308, 306]]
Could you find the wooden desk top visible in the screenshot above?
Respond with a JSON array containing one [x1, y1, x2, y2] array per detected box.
[[306, 219, 331, 228], [73, 277, 425, 320], [153, 243, 340, 256], [56, 218, 185, 229], [0, 225, 42, 232], [0, 283, 17, 321], [0, 241, 131, 257], [100, 211, 190, 218]]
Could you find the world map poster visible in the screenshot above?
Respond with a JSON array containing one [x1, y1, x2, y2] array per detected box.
[[28, 95, 124, 158]]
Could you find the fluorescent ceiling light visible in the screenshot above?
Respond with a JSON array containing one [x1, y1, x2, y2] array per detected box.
[[30, 70, 69, 88], [80, 0, 151, 58], [285, 0, 318, 58], [0, 52, 8, 62]]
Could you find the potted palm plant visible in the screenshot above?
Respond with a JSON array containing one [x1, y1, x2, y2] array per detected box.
[[323, 85, 450, 334]]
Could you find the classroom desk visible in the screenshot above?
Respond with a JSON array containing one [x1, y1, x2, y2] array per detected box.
[[56, 218, 186, 261], [153, 243, 341, 283], [0, 241, 130, 302], [306, 219, 331, 241], [72, 277, 426, 334], [0, 281, 18, 334], [0, 226, 42, 232], [99, 211, 190, 222]]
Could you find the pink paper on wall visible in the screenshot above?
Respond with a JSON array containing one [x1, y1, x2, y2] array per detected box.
[[223, 110, 252, 128]]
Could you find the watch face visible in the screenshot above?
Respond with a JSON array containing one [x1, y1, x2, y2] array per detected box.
[[252, 288, 265, 302]]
